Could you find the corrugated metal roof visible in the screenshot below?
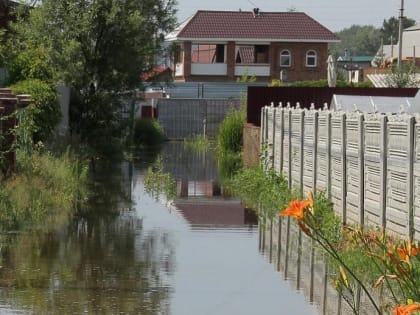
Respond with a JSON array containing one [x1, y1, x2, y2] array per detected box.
[[367, 74, 420, 88], [168, 10, 338, 42]]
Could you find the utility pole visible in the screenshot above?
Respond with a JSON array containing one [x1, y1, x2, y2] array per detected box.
[[397, 0, 404, 68]]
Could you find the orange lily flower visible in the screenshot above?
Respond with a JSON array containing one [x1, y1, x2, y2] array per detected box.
[[396, 241, 420, 264], [278, 199, 311, 219], [393, 303, 420, 315]]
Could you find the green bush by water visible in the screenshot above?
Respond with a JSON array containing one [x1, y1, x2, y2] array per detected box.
[[216, 106, 245, 154], [0, 149, 88, 230], [11, 79, 61, 143], [133, 118, 164, 147]]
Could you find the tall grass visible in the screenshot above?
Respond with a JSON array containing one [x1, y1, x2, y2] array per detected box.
[[216, 102, 246, 180], [0, 149, 88, 230]]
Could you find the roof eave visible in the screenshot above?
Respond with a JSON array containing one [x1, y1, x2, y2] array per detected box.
[[167, 37, 340, 44]]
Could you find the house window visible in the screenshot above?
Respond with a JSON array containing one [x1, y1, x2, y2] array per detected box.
[[280, 50, 291, 67], [255, 45, 269, 63], [306, 50, 317, 67], [191, 44, 225, 63], [235, 45, 269, 64]]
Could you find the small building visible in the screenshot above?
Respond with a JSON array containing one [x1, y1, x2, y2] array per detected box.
[[166, 9, 339, 82], [337, 54, 374, 84], [373, 24, 420, 68]]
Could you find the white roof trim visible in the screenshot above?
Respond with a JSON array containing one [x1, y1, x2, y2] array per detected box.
[[165, 37, 340, 43]]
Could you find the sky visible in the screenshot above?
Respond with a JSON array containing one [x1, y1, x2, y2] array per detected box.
[[175, 0, 420, 32]]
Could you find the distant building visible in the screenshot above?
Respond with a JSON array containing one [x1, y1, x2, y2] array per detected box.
[[373, 24, 420, 68], [166, 10, 339, 82]]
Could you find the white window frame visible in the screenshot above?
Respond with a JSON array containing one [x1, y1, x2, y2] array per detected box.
[[280, 50, 291, 67], [306, 50, 317, 67]]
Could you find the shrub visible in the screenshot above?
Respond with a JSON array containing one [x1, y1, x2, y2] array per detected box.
[[0, 149, 88, 230], [11, 79, 61, 143], [133, 118, 164, 147], [217, 106, 245, 154]]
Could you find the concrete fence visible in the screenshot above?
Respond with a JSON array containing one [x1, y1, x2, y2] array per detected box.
[[260, 216, 383, 315], [261, 104, 420, 240]]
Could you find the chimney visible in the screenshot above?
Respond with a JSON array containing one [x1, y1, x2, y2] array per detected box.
[[253, 8, 260, 17]]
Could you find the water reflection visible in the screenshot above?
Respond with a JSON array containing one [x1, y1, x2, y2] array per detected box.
[[0, 142, 319, 315]]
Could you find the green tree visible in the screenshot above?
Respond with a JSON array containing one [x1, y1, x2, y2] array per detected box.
[[330, 25, 381, 57], [380, 16, 416, 45], [7, 0, 177, 156]]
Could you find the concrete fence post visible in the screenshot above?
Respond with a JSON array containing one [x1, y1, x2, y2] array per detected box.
[[299, 109, 305, 197], [326, 112, 332, 198], [287, 108, 293, 190], [313, 111, 319, 195], [380, 115, 388, 229], [408, 116, 415, 239], [358, 114, 365, 228], [272, 107, 277, 169], [279, 106, 284, 174], [341, 113, 347, 225]]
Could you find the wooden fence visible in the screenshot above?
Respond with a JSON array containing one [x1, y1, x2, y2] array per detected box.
[[261, 105, 420, 240], [0, 88, 31, 173]]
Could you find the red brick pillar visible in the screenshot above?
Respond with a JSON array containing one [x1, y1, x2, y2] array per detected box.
[[269, 43, 277, 81], [183, 41, 192, 81], [227, 41, 236, 80]]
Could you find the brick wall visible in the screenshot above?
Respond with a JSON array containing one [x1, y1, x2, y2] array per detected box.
[[270, 42, 328, 82]]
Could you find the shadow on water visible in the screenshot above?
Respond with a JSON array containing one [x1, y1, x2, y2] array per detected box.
[[0, 142, 321, 315]]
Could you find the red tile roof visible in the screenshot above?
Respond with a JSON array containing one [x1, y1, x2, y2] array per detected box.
[[173, 10, 339, 42]]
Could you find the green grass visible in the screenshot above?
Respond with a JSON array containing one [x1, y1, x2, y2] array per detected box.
[[0, 149, 88, 230]]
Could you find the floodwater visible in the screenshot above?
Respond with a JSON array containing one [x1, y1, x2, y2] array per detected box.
[[0, 142, 318, 315]]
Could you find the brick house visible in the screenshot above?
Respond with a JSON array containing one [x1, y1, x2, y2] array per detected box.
[[166, 9, 339, 82]]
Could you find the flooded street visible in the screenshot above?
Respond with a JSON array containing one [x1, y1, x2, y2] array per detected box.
[[0, 142, 318, 314]]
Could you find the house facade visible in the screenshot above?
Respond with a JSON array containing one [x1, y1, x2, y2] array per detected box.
[[166, 10, 339, 82]]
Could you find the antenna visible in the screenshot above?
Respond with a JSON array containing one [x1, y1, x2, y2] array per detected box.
[[247, 0, 259, 8]]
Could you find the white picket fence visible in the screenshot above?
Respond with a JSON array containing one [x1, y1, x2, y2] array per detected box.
[[261, 104, 420, 240]]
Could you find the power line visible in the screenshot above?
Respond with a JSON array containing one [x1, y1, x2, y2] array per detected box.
[[247, 0, 259, 8]]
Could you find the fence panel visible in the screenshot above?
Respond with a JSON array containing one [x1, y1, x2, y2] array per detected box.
[[283, 109, 292, 188], [291, 109, 304, 193], [386, 116, 413, 236], [273, 109, 284, 173], [261, 105, 420, 239], [413, 115, 420, 240], [316, 111, 330, 195], [346, 113, 363, 224], [303, 110, 317, 196], [330, 112, 346, 220]]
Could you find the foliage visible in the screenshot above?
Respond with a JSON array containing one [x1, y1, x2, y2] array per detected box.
[[0, 148, 88, 231], [133, 118, 164, 147], [229, 165, 289, 219], [380, 17, 416, 45], [237, 70, 256, 83], [4, 44, 55, 85], [7, 0, 177, 157], [284, 79, 373, 88], [330, 16, 416, 58], [183, 135, 211, 152], [330, 25, 381, 57], [385, 63, 420, 88], [279, 191, 420, 314], [144, 155, 176, 202], [11, 79, 61, 143], [216, 106, 245, 154], [269, 79, 282, 87]]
